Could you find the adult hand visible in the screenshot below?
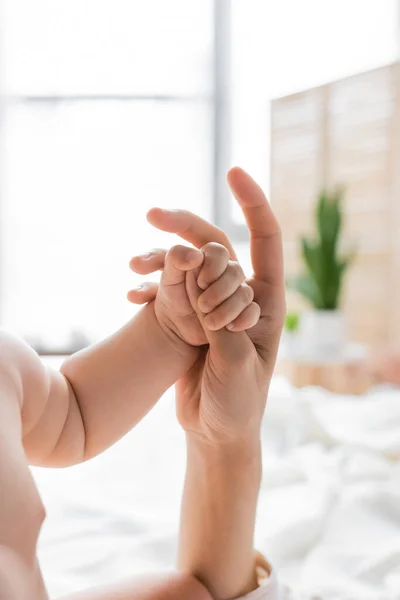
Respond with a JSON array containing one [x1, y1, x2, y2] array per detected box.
[[177, 168, 285, 443], [129, 167, 285, 443]]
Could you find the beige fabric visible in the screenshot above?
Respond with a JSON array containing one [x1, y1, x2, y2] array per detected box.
[[233, 553, 289, 600]]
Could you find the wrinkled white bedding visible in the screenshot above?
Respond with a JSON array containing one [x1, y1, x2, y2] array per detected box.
[[32, 374, 400, 600]]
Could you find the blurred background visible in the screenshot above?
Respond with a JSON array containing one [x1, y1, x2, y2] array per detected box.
[[1, 0, 399, 356]]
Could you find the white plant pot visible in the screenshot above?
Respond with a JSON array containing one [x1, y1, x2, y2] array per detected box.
[[300, 310, 345, 359], [282, 330, 301, 358]]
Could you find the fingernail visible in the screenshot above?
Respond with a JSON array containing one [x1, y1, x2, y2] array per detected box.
[[226, 322, 236, 331], [198, 296, 212, 312], [197, 278, 207, 290], [132, 284, 145, 291], [186, 249, 201, 262], [137, 252, 152, 259]]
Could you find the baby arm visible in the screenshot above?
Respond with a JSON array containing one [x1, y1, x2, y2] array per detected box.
[[0, 334, 213, 600], [1, 301, 197, 468]]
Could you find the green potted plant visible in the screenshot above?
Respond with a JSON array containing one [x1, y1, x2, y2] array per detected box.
[[287, 188, 355, 357], [283, 311, 301, 356], [285, 312, 300, 334]]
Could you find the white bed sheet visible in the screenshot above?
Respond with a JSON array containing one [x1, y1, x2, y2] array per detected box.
[[32, 368, 400, 600]]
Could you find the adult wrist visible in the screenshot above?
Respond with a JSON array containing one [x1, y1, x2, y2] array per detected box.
[[186, 433, 262, 488], [181, 434, 262, 598], [186, 430, 262, 459]]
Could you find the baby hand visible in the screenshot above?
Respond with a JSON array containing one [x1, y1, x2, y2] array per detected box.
[[128, 242, 260, 347]]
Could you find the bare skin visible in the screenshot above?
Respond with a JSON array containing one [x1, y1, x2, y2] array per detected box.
[[0, 168, 284, 600], [129, 168, 285, 599]]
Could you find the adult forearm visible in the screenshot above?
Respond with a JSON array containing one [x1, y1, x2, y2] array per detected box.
[[61, 302, 197, 460], [179, 435, 262, 600]]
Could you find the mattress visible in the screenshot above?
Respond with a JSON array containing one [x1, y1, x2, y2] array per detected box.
[[33, 367, 400, 600]]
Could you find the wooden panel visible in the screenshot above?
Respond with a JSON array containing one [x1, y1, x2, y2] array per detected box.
[[277, 357, 373, 395], [389, 62, 400, 343], [271, 62, 400, 349]]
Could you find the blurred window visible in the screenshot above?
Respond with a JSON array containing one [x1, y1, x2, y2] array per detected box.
[[1, 0, 399, 348], [0, 0, 215, 349], [223, 0, 400, 235]]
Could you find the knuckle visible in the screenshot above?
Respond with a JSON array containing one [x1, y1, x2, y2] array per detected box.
[[172, 209, 195, 228], [228, 261, 245, 280], [239, 284, 254, 303], [202, 242, 229, 259], [180, 209, 194, 220]]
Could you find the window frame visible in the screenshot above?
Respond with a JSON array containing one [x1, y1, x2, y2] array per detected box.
[[212, 0, 251, 242], [0, 0, 234, 351], [2, 0, 399, 346]]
